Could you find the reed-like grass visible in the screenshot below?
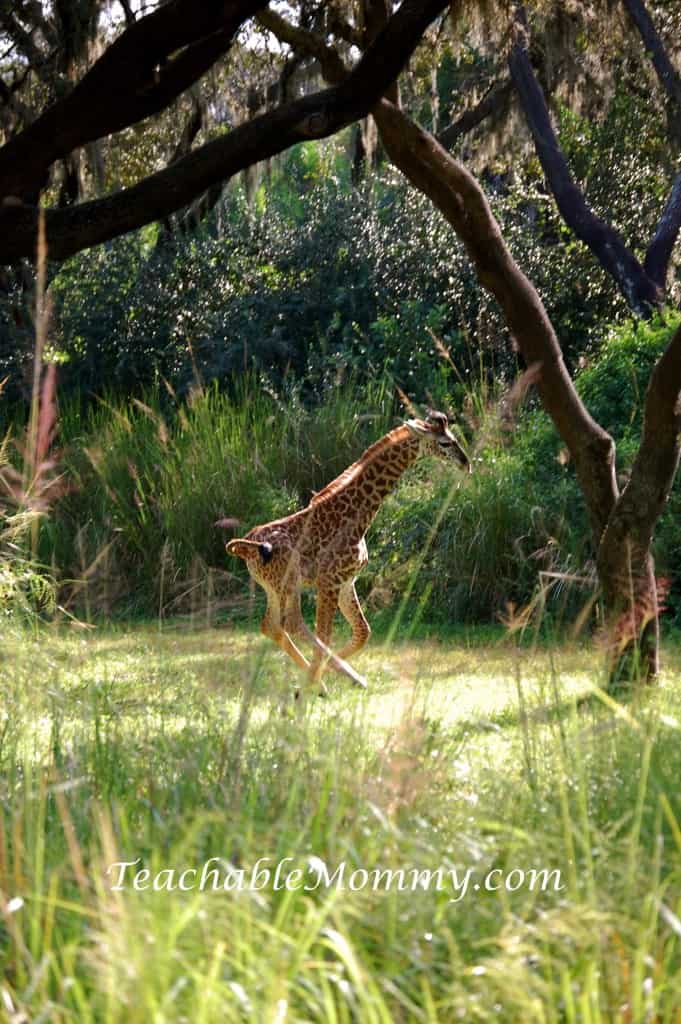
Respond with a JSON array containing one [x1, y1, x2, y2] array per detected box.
[[1, 624, 681, 1021], [40, 377, 397, 618]]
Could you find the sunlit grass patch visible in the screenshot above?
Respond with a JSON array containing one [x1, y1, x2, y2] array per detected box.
[[1, 625, 681, 1021]]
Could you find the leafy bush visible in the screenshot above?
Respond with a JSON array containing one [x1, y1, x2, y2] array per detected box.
[[49, 142, 634, 405]]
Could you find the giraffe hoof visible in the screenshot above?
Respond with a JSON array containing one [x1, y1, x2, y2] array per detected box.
[[353, 675, 368, 690]]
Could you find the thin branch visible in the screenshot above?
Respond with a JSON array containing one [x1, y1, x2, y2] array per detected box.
[[257, 8, 347, 84], [118, 0, 135, 27], [327, 8, 363, 48], [621, 0, 681, 110], [437, 76, 513, 150], [0, 10, 49, 71], [167, 93, 204, 166]]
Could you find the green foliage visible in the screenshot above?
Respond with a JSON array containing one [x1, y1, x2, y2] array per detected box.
[[513, 313, 681, 619], [576, 313, 681, 447], [371, 452, 581, 625], [0, 427, 58, 626], [0, 538, 56, 623], [48, 155, 631, 404], [557, 80, 671, 245], [20, 313, 681, 626]]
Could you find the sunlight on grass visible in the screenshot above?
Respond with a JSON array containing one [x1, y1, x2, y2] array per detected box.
[[2, 624, 681, 1021]]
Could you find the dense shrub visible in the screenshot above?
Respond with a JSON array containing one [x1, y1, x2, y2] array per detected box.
[[48, 140, 633, 405], [371, 313, 681, 628]]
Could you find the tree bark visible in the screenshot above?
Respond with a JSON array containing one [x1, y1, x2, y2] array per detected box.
[[620, 0, 681, 109], [596, 323, 681, 683], [372, 98, 620, 541], [437, 77, 513, 150], [509, 3, 681, 314], [0, 0, 269, 203]]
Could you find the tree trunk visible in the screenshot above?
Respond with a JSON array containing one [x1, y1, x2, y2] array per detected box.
[[236, 0, 681, 691], [372, 99, 681, 690], [596, 539, 660, 688]]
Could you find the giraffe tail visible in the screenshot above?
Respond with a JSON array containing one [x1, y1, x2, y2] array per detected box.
[[226, 538, 274, 562]]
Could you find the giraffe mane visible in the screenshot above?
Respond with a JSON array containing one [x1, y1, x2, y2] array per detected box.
[[309, 424, 412, 506]]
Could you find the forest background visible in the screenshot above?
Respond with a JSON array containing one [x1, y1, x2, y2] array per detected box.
[[2, 0, 681, 641]]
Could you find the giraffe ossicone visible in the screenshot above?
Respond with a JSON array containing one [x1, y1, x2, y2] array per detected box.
[[226, 410, 470, 694]]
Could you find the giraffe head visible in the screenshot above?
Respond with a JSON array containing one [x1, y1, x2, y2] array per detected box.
[[405, 410, 470, 471]]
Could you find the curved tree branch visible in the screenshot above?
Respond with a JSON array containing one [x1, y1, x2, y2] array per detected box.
[[645, 168, 681, 288], [0, 0, 270, 202], [600, 321, 681, 565], [256, 8, 347, 84], [0, 0, 451, 264], [371, 97, 619, 541], [437, 77, 513, 150], [621, 0, 681, 109], [621, 0, 681, 288], [508, 7, 661, 315]]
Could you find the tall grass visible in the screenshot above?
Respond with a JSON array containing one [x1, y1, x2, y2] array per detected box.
[[1, 627, 681, 1021], [0, 212, 61, 626], [34, 373, 589, 628], [40, 376, 397, 618]]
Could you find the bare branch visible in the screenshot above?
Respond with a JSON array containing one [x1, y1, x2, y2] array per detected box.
[[645, 167, 681, 288], [508, 6, 661, 315], [118, 0, 135, 27], [621, 0, 681, 110], [257, 8, 348, 84], [437, 77, 513, 150], [167, 93, 204, 166]]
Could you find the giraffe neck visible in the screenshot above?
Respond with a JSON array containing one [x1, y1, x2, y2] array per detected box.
[[310, 425, 421, 535]]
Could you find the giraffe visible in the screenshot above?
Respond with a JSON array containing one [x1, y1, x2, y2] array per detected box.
[[226, 410, 470, 693]]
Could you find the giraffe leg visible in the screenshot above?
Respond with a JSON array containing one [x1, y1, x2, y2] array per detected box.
[[337, 579, 371, 661], [261, 593, 310, 673], [283, 588, 306, 639], [308, 584, 340, 695]]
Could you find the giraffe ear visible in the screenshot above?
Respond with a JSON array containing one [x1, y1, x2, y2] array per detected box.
[[405, 418, 429, 437], [425, 410, 449, 433]]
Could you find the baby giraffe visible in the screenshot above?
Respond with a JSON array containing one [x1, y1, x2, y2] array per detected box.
[[226, 411, 470, 693]]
